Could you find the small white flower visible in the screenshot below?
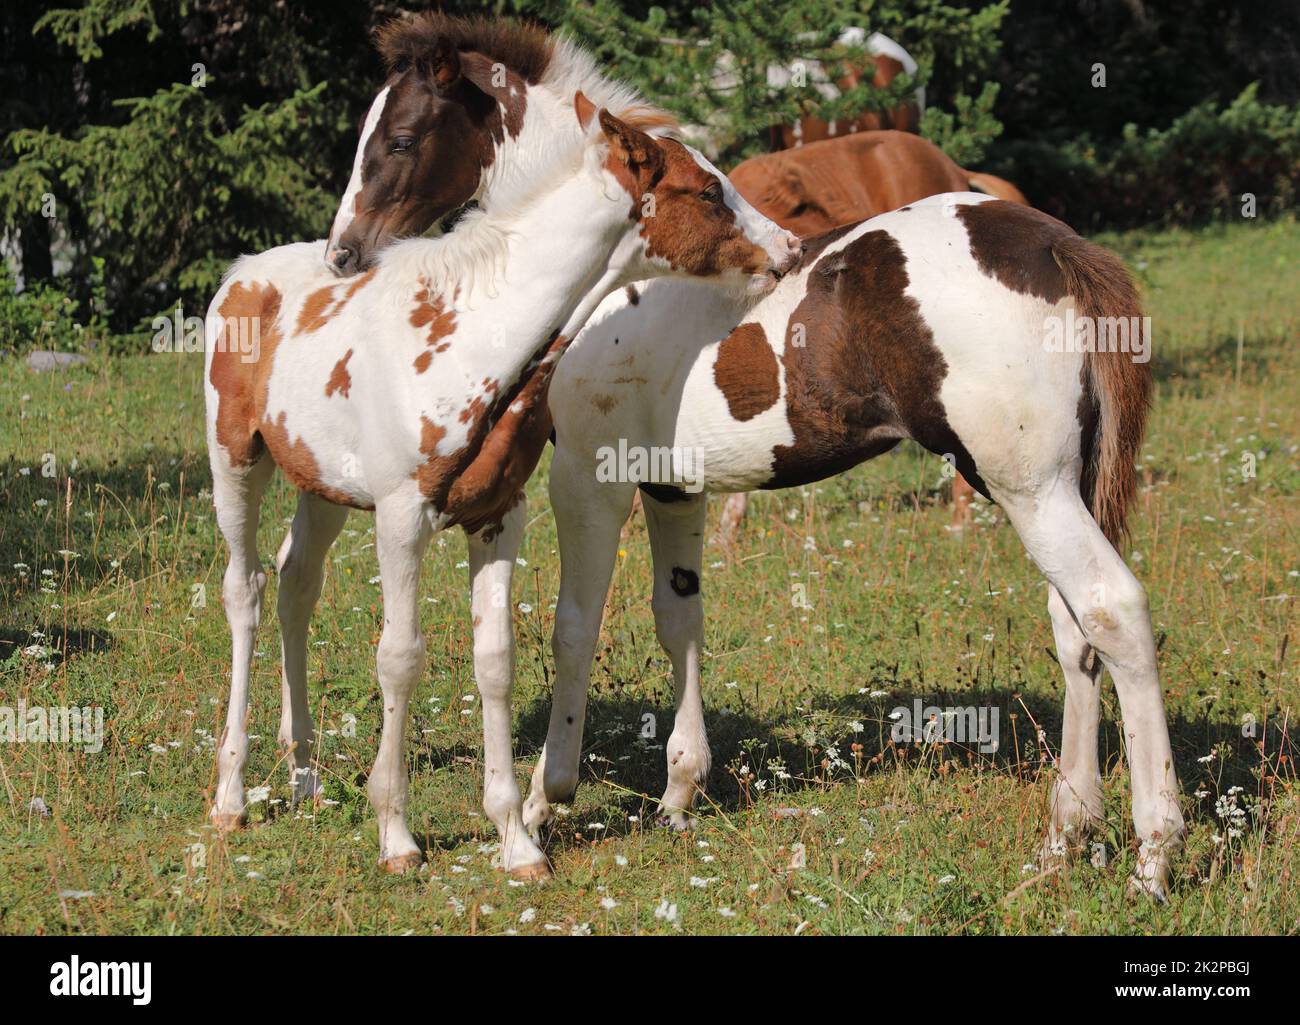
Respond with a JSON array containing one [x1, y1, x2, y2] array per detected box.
[[654, 900, 678, 922]]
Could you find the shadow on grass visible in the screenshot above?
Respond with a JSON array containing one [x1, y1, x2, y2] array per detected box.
[[0, 625, 114, 662], [503, 682, 1269, 853]]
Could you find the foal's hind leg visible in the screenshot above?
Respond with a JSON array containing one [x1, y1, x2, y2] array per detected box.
[[642, 490, 711, 829], [1042, 584, 1104, 859], [465, 497, 549, 879], [367, 489, 432, 872], [211, 453, 275, 830], [998, 482, 1184, 898], [274, 492, 349, 805]]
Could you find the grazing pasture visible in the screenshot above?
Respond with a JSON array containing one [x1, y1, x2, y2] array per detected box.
[[0, 217, 1295, 935]]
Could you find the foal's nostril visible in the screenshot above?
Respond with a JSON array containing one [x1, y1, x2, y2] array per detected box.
[[332, 248, 352, 271]]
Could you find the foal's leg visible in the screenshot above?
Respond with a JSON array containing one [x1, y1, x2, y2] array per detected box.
[[522, 451, 635, 835], [997, 481, 1184, 898], [367, 490, 432, 872], [465, 498, 549, 879], [714, 491, 749, 545], [211, 453, 275, 830], [1042, 584, 1104, 857], [642, 490, 711, 829], [274, 492, 349, 804]]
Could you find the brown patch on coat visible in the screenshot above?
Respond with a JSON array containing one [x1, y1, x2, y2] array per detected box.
[[259, 412, 366, 509], [209, 279, 370, 507], [410, 285, 458, 365], [325, 349, 354, 398], [764, 230, 986, 495], [209, 280, 283, 468], [956, 201, 1071, 304], [413, 331, 568, 536], [296, 270, 376, 333], [713, 322, 780, 421]]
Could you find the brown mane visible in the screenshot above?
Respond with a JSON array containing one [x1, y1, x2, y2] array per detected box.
[[375, 12, 554, 82]]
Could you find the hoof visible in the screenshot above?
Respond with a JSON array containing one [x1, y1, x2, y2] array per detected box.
[[508, 861, 553, 883], [656, 810, 696, 833], [378, 852, 423, 875], [1127, 872, 1169, 904], [210, 811, 244, 833]]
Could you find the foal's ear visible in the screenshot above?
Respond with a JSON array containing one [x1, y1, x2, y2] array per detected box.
[[419, 35, 462, 91], [574, 91, 597, 132], [597, 109, 664, 178]]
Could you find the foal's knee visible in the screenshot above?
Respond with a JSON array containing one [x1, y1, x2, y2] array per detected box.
[[377, 631, 425, 692], [552, 605, 600, 667], [473, 637, 514, 701], [222, 563, 266, 624]]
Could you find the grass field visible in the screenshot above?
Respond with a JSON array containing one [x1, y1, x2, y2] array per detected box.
[[1, 217, 1296, 935]]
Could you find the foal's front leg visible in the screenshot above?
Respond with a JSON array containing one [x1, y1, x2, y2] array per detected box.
[[465, 497, 550, 879], [367, 490, 432, 872], [522, 452, 635, 835]]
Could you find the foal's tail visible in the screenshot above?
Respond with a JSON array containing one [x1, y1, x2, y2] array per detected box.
[[1050, 234, 1152, 547]]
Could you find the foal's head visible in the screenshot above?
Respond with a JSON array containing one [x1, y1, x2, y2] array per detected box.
[[326, 16, 553, 275], [581, 96, 802, 294]]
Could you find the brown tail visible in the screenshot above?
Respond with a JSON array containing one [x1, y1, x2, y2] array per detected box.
[[1049, 234, 1152, 547], [965, 170, 1030, 206]]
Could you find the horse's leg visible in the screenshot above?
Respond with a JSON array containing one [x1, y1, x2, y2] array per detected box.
[[465, 497, 549, 879], [950, 473, 974, 530], [713, 491, 749, 545], [274, 492, 349, 805], [996, 481, 1184, 898], [210, 452, 275, 830], [641, 490, 710, 829], [1041, 584, 1104, 858], [522, 451, 634, 835], [367, 490, 432, 872]]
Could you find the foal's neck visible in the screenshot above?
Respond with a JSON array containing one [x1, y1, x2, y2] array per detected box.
[[394, 156, 635, 375]]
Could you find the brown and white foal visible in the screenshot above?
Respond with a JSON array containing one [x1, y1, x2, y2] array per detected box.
[[524, 194, 1185, 898], [203, 91, 797, 877]]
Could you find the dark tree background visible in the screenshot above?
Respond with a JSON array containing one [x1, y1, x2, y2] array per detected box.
[[1, 0, 1297, 345]]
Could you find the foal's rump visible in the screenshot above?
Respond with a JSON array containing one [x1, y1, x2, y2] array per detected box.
[[887, 196, 1149, 543], [203, 241, 422, 509]]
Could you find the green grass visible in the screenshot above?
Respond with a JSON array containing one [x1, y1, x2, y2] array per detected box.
[[1, 217, 1296, 935]]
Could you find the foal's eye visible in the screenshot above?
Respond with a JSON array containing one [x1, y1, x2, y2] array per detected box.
[[391, 136, 416, 154], [699, 182, 724, 204]]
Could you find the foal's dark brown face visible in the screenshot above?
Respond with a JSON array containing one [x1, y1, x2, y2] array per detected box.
[[326, 39, 502, 276]]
